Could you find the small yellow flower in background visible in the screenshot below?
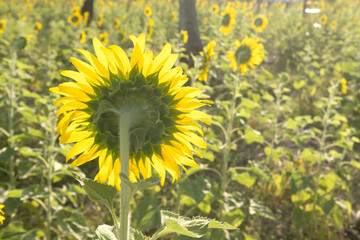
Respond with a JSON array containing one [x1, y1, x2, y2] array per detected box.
[[251, 15, 268, 32], [171, 12, 176, 21], [181, 30, 188, 43], [204, 17, 209, 23], [144, 6, 152, 17], [80, 30, 86, 43], [114, 18, 120, 29], [236, 1, 241, 8], [147, 18, 154, 40], [220, 6, 236, 35], [295, 159, 303, 166], [108, 0, 113, 7], [83, 11, 89, 24], [0, 204, 5, 225], [68, 11, 82, 26], [99, 32, 108, 45], [0, 20, 6, 34], [210, 4, 219, 14], [117, 29, 126, 41], [34, 21, 42, 34], [26, 34, 32, 41], [320, 14, 327, 25], [341, 78, 347, 94], [198, 40, 216, 82], [98, 13, 103, 26], [330, 20, 337, 29], [227, 36, 265, 75], [50, 34, 211, 190]]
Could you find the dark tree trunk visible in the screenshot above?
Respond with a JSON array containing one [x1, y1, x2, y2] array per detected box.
[[179, 0, 202, 55], [81, 0, 94, 26]]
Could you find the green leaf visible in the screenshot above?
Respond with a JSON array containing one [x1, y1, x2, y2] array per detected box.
[[94, 225, 118, 240], [77, 178, 118, 210], [249, 199, 275, 220], [350, 159, 360, 169], [243, 127, 263, 144], [301, 148, 318, 165], [232, 171, 256, 188], [119, 173, 160, 193], [293, 80, 305, 89], [150, 211, 236, 240]]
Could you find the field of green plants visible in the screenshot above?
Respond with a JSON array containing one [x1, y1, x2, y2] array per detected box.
[[1, 0, 360, 239]]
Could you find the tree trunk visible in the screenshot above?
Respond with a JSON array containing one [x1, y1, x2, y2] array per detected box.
[[81, 0, 94, 26], [179, 0, 202, 55]]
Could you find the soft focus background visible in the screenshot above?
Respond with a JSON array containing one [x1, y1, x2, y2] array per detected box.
[[1, 0, 360, 239]]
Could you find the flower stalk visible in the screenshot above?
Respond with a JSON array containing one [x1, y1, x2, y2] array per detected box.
[[119, 114, 131, 240]]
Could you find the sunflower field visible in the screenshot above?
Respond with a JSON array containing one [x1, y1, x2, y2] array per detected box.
[[1, 0, 360, 239]]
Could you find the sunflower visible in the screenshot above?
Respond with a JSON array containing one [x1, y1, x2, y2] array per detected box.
[[0, 204, 5, 225], [341, 78, 347, 94], [330, 20, 337, 29], [171, 12, 176, 21], [227, 36, 265, 74], [0, 20, 6, 34], [34, 22, 42, 34], [144, 6, 152, 17], [83, 11, 89, 24], [80, 30, 86, 43], [68, 11, 82, 26], [50, 34, 211, 191], [114, 18, 120, 29], [210, 4, 219, 14], [198, 40, 216, 82], [251, 15, 268, 32], [181, 30, 188, 43], [117, 30, 126, 41], [99, 32, 108, 45], [320, 14, 327, 25], [219, 6, 236, 35], [147, 19, 154, 40], [98, 13, 103, 26]]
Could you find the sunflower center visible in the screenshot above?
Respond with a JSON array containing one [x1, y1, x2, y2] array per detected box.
[[222, 14, 230, 26], [72, 16, 79, 23], [90, 69, 176, 159], [0, 23, 3, 29], [235, 45, 252, 65], [254, 18, 263, 27]]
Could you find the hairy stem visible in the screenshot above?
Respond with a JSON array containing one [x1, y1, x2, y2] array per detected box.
[[119, 115, 131, 240]]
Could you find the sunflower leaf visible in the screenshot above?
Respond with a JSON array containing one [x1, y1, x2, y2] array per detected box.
[[150, 210, 236, 240], [77, 177, 118, 211], [94, 224, 118, 240]]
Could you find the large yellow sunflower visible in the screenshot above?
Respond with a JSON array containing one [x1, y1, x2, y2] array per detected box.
[[50, 34, 211, 191], [251, 15, 268, 32], [227, 36, 265, 74], [0, 20, 6, 34], [219, 6, 236, 35], [0, 204, 5, 225]]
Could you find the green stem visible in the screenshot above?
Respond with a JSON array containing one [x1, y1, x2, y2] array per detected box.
[[220, 73, 239, 220], [119, 115, 131, 240], [8, 51, 16, 188], [46, 112, 57, 240]]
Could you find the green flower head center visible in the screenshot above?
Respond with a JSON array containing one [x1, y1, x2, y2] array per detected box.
[[222, 14, 230, 26], [0, 23, 3, 29], [118, 31, 125, 40], [235, 45, 252, 65], [87, 68, 178, 160], [254, 18, 263, 27], [72, 16, 79, 23]]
